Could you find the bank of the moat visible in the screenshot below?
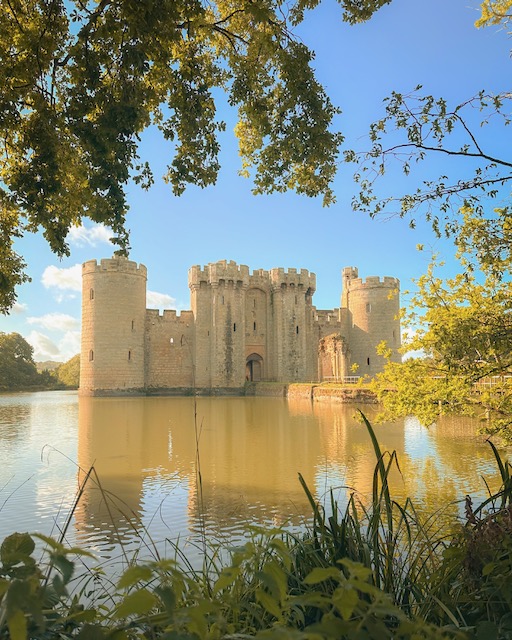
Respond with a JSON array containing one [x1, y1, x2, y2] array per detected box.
[[136, 382, 377, 403]]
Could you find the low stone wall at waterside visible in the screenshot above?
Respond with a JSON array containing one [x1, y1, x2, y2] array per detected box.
[[311, 386, 377, 404], [245, 383, 287, 397], [246, 383, 377, 403]]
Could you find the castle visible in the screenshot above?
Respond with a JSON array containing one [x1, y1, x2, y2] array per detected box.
[[79, 257, 401, 395]]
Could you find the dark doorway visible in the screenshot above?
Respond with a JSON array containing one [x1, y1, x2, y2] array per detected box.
[[246, 354, 263, 382]]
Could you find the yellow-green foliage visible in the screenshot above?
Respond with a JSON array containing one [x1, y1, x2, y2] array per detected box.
[[476, 0, 512, 26], [56, 354, 80, 389]]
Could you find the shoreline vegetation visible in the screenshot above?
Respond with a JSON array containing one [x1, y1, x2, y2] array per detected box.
[[1, 415, 511, 640]]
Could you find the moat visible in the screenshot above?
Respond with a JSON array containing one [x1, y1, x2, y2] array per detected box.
[[0, 391, 506, 569]]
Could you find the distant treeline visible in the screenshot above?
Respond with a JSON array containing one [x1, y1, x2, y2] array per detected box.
[[0, 332, 79, 391]]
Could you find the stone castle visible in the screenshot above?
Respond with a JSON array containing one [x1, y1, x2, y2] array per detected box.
[[79, 257, 401, 395]]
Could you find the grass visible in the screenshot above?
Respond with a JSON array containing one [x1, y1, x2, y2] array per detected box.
[[1, 413, 511, 639]]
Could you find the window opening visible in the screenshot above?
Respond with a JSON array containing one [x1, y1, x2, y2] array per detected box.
[[367, 357, 370, 366], [131, 320, 135, 331], [296, 325, 299, 334], [253, 321, 256, 331], [89, 350, 94, 362], [233, 323, 236, 332], [366, 303, 372, 313], [128, 350, 131, 361], [170, 337, 174, 344], [90, 289, 94, 300]]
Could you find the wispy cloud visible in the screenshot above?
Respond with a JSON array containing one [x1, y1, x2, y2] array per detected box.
[[27, 313, 80, 332], [42, 264, 81, 292], [27, 330, 80, 362], [147, 290, 176, 310], [27, 331, 60, 360], [67, 223, 113, 247]]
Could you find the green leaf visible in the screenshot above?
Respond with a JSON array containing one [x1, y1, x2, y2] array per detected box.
[[212, 566, 240, 595], [52, 554, 75, 584], [117, 565, 153, 589], [332, 585, 359, 621], [303, 567, 341, 585], [1, 533, 35, 567], [256, 588, 282, 619], [76, 623, 106, 640], [7, 610, 27, 640], [113, 588, 157, 619]]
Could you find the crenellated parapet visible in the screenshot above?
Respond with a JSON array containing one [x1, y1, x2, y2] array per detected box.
[[188, 260, 250, 290], [146, 309, 194, 324], [346, 275, 400, 290], [269, 267, 316, 293], [83, 256, 147, 279]]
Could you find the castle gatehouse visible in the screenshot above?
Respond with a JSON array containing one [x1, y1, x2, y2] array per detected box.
[[79, 257, 401, 395]]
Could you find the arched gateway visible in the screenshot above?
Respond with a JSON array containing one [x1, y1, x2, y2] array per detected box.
[[246, 353, 264, 382]]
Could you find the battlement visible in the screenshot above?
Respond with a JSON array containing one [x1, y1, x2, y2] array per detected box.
[[346, 275, 399, 290], [146, 309, 194, 323], [188, 260, 250, 288], [270, 267, 316, 292], [342, 266, 359, 280], [82, 256, 147, 278]]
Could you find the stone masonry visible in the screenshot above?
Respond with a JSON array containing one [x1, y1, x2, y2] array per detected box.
[[80, 257, 401, 395]]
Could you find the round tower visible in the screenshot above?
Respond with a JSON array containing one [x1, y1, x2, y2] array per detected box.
[[342, 267, 401, 377], [80, 256, 147, 395]]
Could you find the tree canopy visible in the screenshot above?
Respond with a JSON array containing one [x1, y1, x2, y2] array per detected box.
[[0, 332, 40, 389], [363, 3, 512, 442], [0, 0, 397, 312]]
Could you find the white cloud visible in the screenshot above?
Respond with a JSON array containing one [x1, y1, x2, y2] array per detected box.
[[58, 331, 81, 359], [147, 290, 176, 310], [27, 331, 60, 360], [27, 313, 80, 332], [67, 223, 113, 247], [27, 330, 81, 362], [42, 264, 81, 292], [10, 302, 27, 314]]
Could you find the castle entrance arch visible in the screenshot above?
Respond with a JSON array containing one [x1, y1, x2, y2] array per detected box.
[[246, 353, 263, 382]]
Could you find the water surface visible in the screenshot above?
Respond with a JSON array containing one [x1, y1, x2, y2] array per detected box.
[[0, 391, 506, 570]]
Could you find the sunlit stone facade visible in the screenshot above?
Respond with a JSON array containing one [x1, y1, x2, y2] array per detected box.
[[80, 257, 401, 395]]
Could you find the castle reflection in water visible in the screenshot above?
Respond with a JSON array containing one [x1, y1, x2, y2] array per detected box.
[[74, 396, 498, 559]]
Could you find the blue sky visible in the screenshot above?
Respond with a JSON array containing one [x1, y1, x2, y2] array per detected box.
[[2, 0, 510, 362]]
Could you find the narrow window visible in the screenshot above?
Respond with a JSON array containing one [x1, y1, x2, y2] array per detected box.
[[131, 320, 135, 331], [253, 321, 256, 331], [128, 350, 131, 361], [367, 357, 370, 366], [253, 298, 256, 308], [181, 335, 184, 346], [90, 288, 94, 300], [222, 295, 225, 305], [295, 295, 297, 304], [233, 323, 236, 332], [366, 303, 372, 313], [170, 337, 174, 344], [296, 325, 299, 334], [207, 330, 209, 336], [89, 349, 94, 362]]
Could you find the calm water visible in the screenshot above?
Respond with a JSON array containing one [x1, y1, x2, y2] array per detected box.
[[0, 391, 508, 572]]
